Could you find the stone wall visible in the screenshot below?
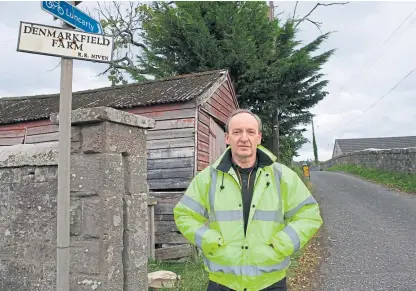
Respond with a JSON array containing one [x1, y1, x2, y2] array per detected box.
[[321, 148, 416, 173], [0, 107, 155, 291]]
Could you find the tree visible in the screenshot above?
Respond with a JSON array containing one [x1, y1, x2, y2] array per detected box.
[[279, 129, 309, 166], [312, 117, 319, 164], [96, 1, 346, 161]]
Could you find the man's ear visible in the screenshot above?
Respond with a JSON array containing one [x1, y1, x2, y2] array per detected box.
[[225, 132, 230, 145], [258, 132, 262, 145]]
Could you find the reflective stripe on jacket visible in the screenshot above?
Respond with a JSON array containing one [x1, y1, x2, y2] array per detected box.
[[173, 145, 323, 291]]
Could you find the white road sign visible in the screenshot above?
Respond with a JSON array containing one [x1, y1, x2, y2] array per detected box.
[[17, 21, 114, 63]]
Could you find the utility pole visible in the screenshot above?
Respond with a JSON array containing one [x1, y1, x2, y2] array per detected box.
[[57, 1, 75, 290], [269, 1, 280, 160]]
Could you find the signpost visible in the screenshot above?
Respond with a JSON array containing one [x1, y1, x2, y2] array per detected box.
[[17, 2, 113, 291], [41, 1, 103, 34], [302, 163, 311, 181], [17, 22, 114, 63]]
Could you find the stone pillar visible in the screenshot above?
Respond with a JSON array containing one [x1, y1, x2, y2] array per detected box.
[[51, 107, 155, 291]]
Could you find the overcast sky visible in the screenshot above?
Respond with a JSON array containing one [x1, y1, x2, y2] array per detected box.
[[1, 1, 416, 161]]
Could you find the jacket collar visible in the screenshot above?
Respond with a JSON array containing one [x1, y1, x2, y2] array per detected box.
[[213, 145, 277, 173]]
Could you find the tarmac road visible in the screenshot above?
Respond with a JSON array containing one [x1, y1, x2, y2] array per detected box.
[[310, 171, 416, 291]]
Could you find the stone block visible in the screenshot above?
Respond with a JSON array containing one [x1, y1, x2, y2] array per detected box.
[[125, 155, 148, 195], [82, 197, 101, 238], [0, 168, 14, 183], [70, 154, 101, 196], [71, 126, 81, 142], [100, 236, 124, 289], [123, 193, 148, 290], [104, 122, 147, 156], [71, 140, 81, 153], [50, 106, 155, 129], [71, 276, 104, 291], [80, 123, 105, 153], [99, 188, 124, 288], [0, 142, 58, 168], [70, 198, 82, 236], [21, 167, 36, 183], [70, 240, 101, 275], [34, 166, 57, 182], [79, 121, 148, 155], [0, 259, 55, 291], [100, 153, 125, 193]]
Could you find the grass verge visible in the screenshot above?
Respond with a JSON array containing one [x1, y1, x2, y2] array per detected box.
[[328, 164, 416, 194], [148, 240, 324, 291], [148, 258, 207, 291]]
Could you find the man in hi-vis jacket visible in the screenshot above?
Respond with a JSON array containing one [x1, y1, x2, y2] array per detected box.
[[174, 109, 323, 291]]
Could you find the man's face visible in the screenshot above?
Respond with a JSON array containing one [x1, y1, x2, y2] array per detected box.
[[225, 113, 262, 159]]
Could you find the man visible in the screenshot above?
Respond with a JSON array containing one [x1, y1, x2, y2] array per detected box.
[[173, 109, 323, 291]]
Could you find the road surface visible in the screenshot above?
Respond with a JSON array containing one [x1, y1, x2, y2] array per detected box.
[[311, 171, 416, 291]]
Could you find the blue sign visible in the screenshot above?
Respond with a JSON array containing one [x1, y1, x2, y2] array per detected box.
[[41, 1, 103, 34]]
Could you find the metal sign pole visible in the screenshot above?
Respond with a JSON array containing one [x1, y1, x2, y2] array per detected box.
[[57, 2, 74, 290]]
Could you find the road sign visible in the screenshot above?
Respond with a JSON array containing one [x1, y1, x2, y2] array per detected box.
[[41, 1, 103, 34], [17, 22, 113, 63], [302, 164, 310, 178]]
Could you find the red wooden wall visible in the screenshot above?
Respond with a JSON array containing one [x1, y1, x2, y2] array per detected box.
[[196, 79, 238, 171], [0, 119, 57, 146]]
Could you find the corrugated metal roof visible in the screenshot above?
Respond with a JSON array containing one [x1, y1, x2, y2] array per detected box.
[[336, 136, 416, 153], [0, 70, 226, 124]]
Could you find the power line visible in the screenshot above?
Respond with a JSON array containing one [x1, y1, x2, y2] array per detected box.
[[327, 67, 416, 136], [315, 7, 416, 132], [338, 6, 416, 92]]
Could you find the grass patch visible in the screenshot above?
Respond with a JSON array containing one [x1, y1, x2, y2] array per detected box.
[[328, 164, 416, 193], [148, 258, 207, 291], [148, 248, 321, 291]]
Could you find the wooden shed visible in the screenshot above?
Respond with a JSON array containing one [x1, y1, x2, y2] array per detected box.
[[0, 69, 239, 260]]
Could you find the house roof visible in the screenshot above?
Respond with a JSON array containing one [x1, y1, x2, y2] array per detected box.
[[335, 136, 416, 153], [0, 69, 227, 125]]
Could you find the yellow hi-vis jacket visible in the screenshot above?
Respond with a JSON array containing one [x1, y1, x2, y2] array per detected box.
[[173, 145, 323, 291]]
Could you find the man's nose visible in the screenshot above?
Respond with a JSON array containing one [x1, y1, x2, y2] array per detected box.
[[240, 131, 249, 141]]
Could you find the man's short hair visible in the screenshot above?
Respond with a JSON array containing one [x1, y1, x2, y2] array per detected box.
[[225, 109, 262, 133]]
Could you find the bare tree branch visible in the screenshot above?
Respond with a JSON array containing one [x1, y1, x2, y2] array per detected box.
[[306, 18, 322, 33], [97, 54, 134, 75], [292, 1, 298, 21], [294, 2, 349, 29], [93, 1, 150, 81]]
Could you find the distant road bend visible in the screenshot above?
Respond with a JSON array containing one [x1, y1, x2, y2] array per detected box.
[[311, 171, 416, 291]]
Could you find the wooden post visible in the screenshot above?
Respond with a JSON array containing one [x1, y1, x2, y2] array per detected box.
[[56, 2, 75, 290], [148, 197, 157, 260]]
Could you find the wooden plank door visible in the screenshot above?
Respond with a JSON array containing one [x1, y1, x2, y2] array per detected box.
[[209, 118, 226, 162]]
